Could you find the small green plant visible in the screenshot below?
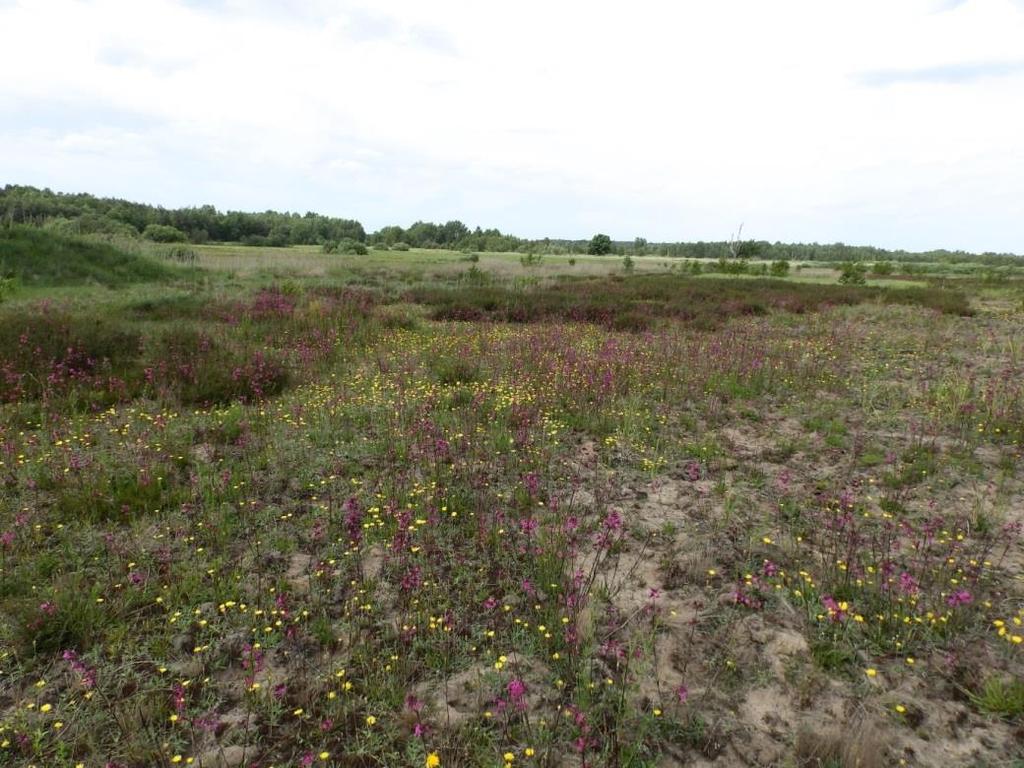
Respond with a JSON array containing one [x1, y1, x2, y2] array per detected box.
[[568, 257, 576, 266], [161, 245, 197, 264], [520, 252, 543, 267], [769, 259, 790, 277], [872, 261, 893, 275], [968, 677, 1024, 718], [623, 254, 635, 273], [462, 264, 489, 285], [0, 275, 14, 302], [838, 262, 867, 285]]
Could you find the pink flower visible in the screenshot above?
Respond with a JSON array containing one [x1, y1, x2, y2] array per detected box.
[[404, 693, 423, 713], [947, 589, 973, 607], [507, 678, 527, 701]]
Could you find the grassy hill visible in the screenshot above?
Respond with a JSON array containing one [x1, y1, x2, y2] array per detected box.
[[0, 225, 172, 287]]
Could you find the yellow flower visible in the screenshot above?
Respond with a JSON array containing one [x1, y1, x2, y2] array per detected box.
[[504, 753, 515, 763], [366, 715, 377, 726], [319, 752, 330, 761], [895, 704, 906, 714], [865, 668, 877, 678], [172, 757, 183, 764], [524, 748, 535, 757], [40, 704, 52, 713], [426, 753, 441, 767]]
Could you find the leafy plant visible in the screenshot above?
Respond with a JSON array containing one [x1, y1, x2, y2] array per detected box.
[[838, 262, 867, 285]]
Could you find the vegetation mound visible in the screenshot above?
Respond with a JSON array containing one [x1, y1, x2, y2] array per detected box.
[[0, 225, 172, 287]]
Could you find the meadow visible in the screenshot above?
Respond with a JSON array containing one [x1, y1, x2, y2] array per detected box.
[[1, 228, 1023, 767]]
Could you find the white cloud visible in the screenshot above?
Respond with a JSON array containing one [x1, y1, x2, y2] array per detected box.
[[1, 0, 1022, 251]]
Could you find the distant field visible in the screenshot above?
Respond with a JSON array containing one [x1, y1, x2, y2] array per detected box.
[[188, 242, 954, 288], [1, 228, 1023, 767]]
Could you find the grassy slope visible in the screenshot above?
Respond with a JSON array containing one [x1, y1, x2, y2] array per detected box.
[[0, 225, 173, 287]]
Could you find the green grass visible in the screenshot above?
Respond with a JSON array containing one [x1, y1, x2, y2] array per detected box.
[[968, 677, 1024, 719], [0, 225, 174, 288]]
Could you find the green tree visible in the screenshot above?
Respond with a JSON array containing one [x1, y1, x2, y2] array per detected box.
[[588, 233, 613, 255]]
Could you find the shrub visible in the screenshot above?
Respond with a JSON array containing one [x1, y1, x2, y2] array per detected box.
[[872, 261, 893, 275], [838, 262, 867, 285], [622, 254, 635, 273], [391, 241, 410, 251], [770, 259, 790, 277], [461, 265, 489, 285], [142, 224, 188, 243], [568, 258, 576, 266], [323, 238, 367, 255]]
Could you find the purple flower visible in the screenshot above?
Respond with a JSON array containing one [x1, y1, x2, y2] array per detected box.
[[897, 571, 919, 596], [405, 693, 423, 713], [507, 678, 527, 701], [947, 589, 973, 607]]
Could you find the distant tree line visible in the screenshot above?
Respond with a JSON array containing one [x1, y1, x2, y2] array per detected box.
[[1, 185, 1019, 264], [369, 220, 524, 252], [0, 185, 365, 247]]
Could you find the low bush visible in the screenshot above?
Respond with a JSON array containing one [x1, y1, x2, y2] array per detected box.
[[142, 224, 188, 243]]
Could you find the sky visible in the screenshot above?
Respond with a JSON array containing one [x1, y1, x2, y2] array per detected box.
[[1, 0, 1023, 253]]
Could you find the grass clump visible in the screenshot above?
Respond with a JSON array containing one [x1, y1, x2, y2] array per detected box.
[[969, 677, 1024, 719]]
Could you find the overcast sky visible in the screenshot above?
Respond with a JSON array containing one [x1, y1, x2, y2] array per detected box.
[[1, 0, 1022, 252]]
